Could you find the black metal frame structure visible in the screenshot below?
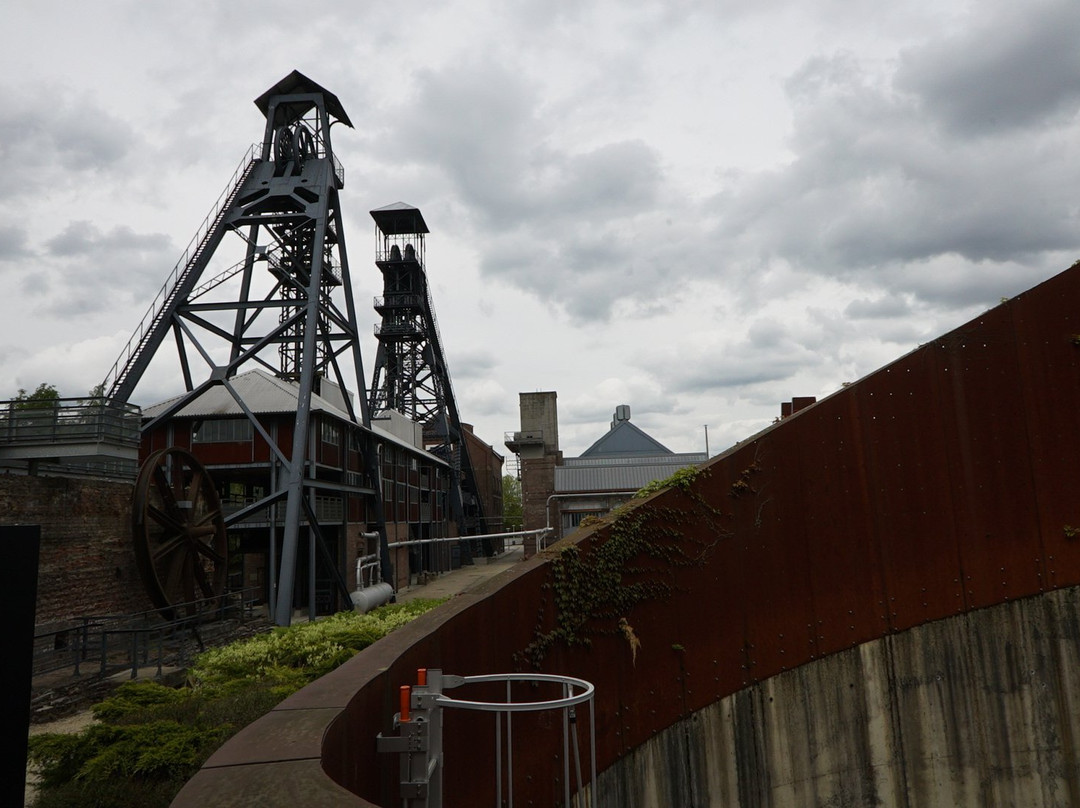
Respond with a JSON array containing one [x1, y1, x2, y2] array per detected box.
[[101, 72, 389, 625], [369, 204, 486, 543]]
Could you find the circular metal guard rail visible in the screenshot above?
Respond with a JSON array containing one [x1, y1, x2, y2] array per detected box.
[[434, 671, 594, 712], [441, 672, 596, 808]]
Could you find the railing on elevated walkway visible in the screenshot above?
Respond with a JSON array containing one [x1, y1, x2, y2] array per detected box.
[[0, 397, 141, 477]]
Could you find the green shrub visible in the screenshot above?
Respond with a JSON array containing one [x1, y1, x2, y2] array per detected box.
[[29, 778, 179, 808], [92, 681, 189, 723], [28, 599, 444, 808], [188, 601, 443, 688]]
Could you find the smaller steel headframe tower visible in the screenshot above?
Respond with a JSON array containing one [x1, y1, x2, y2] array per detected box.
[[369, 203, 486, 544], [101, 71, 389, 625]]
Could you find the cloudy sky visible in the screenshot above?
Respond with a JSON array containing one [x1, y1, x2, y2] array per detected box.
[[2, 0, 1079, 459]]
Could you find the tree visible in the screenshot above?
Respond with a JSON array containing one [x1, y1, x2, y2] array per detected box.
[[502, 474, 523, 531], [14, 382, 59, 409]]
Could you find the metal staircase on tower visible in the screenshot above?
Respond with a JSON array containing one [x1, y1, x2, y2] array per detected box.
[[100, 71, 389, 626]]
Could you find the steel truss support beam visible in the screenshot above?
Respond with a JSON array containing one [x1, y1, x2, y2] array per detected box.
[[101, 71, 389, 625], [368, 204, 487, 545]]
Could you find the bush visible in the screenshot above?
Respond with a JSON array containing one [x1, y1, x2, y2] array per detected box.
[[28, 600, 444, 808]]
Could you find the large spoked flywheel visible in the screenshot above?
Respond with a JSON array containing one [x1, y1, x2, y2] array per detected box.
[[133, 447, 228, 619]]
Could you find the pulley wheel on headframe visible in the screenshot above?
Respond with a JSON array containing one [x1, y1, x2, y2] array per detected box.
[[132, 447, 228, 619]]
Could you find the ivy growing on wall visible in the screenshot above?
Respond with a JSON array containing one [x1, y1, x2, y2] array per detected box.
[[516, 465, 753, 669]]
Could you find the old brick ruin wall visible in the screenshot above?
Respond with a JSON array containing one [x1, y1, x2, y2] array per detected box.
[[0, 473, 149, 627]]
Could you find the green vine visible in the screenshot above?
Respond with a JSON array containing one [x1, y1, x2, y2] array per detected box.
[[634, 465, 705, 499], [516, 472, 733, 670]]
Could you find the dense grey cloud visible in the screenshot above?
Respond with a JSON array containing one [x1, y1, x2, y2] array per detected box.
[[2, 0, 1078, 454], [448, 348, 499, 380], [0, 85, 134, 198], [45, 221, 167, 259], [844, 295, 913, 320], [0, 225, 29, 262], [644, 318, 817, 395], [33, 222, 174, 315], [382, 59, 663, 232], [712, 21, 1080, 314], [896, 0, 1080, 136]]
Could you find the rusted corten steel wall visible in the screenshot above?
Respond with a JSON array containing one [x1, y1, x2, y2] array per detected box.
[[172, 261, 1080, 807]]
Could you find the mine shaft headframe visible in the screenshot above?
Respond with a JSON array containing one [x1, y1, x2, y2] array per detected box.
[[368, 203, 487, 539], [371, 202, 430, 267], [254, 70, 353, 180], [368, 202, 440, 425], [100, 71, 391, 626]]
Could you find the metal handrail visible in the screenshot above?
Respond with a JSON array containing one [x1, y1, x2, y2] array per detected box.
[[380, 669, 596, 808], [373, 294, 424, 309], [0, 398, 140, 446], [31, 588, 262, 680], [100, 143, 261, 399], [386, 528, 550, 550], [440, 673, 597, 808]]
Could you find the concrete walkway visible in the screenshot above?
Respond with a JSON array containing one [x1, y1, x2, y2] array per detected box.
[[395, 545, 525, 603]]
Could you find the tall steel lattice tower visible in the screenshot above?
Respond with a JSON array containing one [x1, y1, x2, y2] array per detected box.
[[101, 72, 389, 625], [369, 204, 487, 546]]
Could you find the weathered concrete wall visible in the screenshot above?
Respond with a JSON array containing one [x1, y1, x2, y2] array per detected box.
[[0, 474, 146, 624], [597, 586, 1080, 807], [519, 390, 559, 455]]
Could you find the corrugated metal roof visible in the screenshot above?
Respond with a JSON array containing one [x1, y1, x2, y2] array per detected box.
[[254, 70, 353, 128], [563, 453, 706, 468], [141, 370, 447, 464], [554, 460, 701, 493], [142, 370, 353, 421]]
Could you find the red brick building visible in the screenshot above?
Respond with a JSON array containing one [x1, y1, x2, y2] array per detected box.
[[141, 369, 498, 611]]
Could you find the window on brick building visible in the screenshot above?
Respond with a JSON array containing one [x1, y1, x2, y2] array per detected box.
[[320, 419, 341, 444], [193, 418, 254, 443]]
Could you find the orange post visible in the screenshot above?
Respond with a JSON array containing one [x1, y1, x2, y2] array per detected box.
[[417, 668, 428, 686], [399, 685, 411, 722]]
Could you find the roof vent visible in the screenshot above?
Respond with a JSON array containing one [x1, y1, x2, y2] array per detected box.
[[613, 404, 631, 424]]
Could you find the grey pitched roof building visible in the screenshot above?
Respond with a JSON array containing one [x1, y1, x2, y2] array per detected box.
[[555, 406, 705, 494], [507, 394, 706, 552]]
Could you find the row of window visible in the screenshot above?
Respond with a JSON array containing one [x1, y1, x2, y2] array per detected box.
[[194, 416, 449, 527], [193, 417, 346, 445], [193, 418, 254, 443]]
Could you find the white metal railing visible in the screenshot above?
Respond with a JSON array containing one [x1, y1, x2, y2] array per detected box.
[[379, 668, 596, 807], [386, 528, 551, 551], [331, 152, 345, 187]]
